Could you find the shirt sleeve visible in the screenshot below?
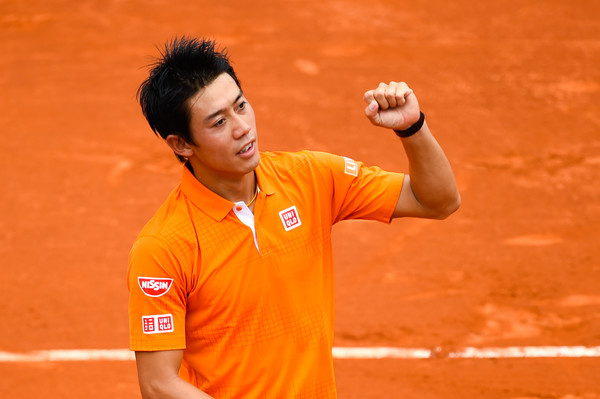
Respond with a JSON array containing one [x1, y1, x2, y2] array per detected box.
[[309, 151, 404, 224], [127, 235, 188, 351]]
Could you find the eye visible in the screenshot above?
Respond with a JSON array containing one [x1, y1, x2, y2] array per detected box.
[[213, 118, 225, 127], [237, 101, 247, 111]]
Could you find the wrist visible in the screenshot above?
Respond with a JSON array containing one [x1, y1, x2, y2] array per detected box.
[[393, 111, 425, 138]]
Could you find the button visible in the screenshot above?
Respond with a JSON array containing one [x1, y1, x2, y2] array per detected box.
[[235, 206, 243, 212]]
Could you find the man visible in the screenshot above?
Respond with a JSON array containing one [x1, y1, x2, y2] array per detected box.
[[128, 36, 460, 399]]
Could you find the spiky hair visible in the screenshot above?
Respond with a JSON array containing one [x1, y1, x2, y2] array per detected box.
[[137, 37, 241, 161]]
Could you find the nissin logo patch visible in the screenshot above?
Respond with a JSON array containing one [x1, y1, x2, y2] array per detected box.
[[138, 277, 173, 297]]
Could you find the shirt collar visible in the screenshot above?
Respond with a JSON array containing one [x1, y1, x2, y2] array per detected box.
[[255, 159, 276, 197], [180, 156, 275, 222]]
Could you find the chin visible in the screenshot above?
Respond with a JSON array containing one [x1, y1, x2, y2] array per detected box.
[[249, 156, 261, 171], [251, 150, 261, 165]]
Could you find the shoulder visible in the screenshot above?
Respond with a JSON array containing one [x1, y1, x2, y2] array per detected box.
[[259, 150, 313, 167], [259, 150, 343, 173], [132, 186, 198, 259]]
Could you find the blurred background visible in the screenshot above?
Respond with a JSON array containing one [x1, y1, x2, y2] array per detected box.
[[1, 0, 599, 397]]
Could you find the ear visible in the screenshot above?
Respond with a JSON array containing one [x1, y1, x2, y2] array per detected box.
[[165, 135, 194, 159]]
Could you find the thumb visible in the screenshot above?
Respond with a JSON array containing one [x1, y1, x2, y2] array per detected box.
[[364, 100, 379, 119]]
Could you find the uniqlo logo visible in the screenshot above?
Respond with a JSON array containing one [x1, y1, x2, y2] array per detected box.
[[344, 157, 358, 177], [142, 314, 174, 334], [279, 206, 302, 231]]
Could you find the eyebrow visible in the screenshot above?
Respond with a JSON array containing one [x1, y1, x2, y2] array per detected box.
[[204, 90, 244, 123]]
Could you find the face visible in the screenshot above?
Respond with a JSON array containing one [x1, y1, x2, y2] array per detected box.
[[181, 73, 259, 186]]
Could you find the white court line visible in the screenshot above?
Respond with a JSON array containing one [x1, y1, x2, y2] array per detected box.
[[448, 346, 600, 359], [0, 349, 134, 362], [1, 346, 600, 363], [332, 347, 431, 359]]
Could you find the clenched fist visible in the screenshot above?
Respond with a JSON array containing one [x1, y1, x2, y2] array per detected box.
[[364, 81, 421, 131]]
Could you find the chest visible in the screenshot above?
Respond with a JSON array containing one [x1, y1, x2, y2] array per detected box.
[[186, 193, 333, 316]]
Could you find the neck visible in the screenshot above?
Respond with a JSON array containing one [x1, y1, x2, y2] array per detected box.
[[188, 165, 257, 204]]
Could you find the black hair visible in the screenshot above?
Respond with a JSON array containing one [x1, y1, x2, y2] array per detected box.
[[137, 37, 241, 162]]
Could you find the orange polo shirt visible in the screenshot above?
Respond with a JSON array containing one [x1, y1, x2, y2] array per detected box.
[[128, 150, 404, 398]]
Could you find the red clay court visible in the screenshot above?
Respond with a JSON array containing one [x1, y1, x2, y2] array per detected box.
[[1, 0, 599, 397]]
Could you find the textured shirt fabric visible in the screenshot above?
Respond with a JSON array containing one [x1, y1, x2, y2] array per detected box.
[[127, 150, 404, 398]]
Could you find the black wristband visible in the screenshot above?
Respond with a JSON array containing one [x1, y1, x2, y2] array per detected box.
[[393, 111, 425, 138]]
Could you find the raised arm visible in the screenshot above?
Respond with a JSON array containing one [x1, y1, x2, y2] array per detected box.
[[136, 350, 214, 399], [364, 81, 461, 219]]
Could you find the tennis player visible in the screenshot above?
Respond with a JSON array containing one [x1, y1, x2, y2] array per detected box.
[[128, 36, 460, 399]]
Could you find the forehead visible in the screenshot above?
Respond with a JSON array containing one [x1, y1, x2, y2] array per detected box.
[[187, 73, 241, 118]]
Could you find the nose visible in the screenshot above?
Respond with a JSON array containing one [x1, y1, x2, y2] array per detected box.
[[232, 114, 251, 139]]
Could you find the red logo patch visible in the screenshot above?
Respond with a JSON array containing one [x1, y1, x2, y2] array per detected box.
[[279, 206, 302, 231], [138, 277, 173, 297], [142, 314, 174, 334]]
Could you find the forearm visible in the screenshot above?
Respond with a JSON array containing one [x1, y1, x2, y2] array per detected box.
[[363, 81, 460, 219], [140, 376, 214, 399], [136, 351, 214, 399], [400, 121, 460, 218]]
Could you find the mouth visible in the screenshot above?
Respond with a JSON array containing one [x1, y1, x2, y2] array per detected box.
[[237, 140, 255, 155]]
